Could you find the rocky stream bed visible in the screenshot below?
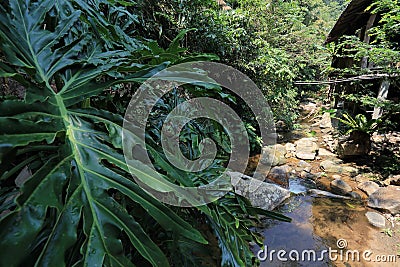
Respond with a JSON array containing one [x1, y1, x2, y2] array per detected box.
[[230, 100, 400, 266]]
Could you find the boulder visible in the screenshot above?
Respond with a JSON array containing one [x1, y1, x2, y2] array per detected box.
[[295, 138, 319, 160], [383, 175, 400, 186], [229, 172, 290, 211], [330, 178, 352, 195], [320, 160, 358, 176], [368, 186, 400, 214], [365, 212, 386, 228], [318, 148, 336, 157], [320, 112, 332, 128], [260, 144, 287, 167], [336, 132, 371, 158], [358, 181, 380, 196], [267, 165, 291, 187]]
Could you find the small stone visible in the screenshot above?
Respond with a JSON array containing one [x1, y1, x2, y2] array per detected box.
[[332, 174, 341, 180], [285, 142, 296, 152], [318, 148, 336, 157], [358, 181, 380, 196], [330, 178, 352, 195], [365, 211, 386, 228], [383, 175, 400, 186], [348, 192, 362, 199], [320, 112, 333, 128]]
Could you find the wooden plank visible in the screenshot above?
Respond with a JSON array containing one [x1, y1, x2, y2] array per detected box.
[[372, 79, 390, 119], [361, 14, 377, 69]]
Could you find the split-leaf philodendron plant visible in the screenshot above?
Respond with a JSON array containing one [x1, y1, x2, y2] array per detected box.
[[0, 1, 289, 266]]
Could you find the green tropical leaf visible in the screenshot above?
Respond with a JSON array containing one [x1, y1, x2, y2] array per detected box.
[[0, 1, 206, 266]]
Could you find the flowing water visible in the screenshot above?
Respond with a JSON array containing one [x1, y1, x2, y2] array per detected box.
[[249, 104, 400, 267]]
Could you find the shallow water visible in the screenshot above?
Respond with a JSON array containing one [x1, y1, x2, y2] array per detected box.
[[252, 177, 377, 267]]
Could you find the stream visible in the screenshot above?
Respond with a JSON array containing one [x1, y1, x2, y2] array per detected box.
[[248, 101, 400, 267]]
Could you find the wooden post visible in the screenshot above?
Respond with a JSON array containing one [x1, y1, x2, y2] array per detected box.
[[361, 14, 377, 69], [372, 79, 390, 119]]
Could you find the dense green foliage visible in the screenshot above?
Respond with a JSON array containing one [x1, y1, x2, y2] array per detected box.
[[131, 0, 346, 128], [329, 0, 400, 126]]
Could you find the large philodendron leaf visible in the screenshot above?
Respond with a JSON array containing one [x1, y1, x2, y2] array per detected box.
[[0, 0, 206, 266]]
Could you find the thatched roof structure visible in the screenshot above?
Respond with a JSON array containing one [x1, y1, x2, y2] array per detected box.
[[325, 0, 373, 44]]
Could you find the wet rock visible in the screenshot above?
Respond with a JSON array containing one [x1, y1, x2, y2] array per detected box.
[[320, 112, 332, 128], [318, 148, 336, 157], [358, 181, 380, 196], [266, 165, 292, 187], [229, 172, 290, 211], [383, 175, 400, 186], [320, 160, 358, 176], [365, 211, 386, 228], [307, 189, 351, 199], [295, 138, 319, 160], [368, 186, 400, 214], [330, 178, 352, 195], [260, 144, 287, 167]]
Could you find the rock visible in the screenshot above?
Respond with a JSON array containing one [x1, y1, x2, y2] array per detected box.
[[332, 174, 341, 180], [353, 173, 382, 183], [330, 178, 352, 195], [320, 160, 358, 176], [336, 133, 371, 158], [301, 102, 318, 111], [260, 144, 287, 167], [348, 192, 362, 199], [285, 142, 296, 152], [383, 175, 400, 186], [275, 120, 288, 132], [295, 160, 311, 172], [321, 128, 332, 134], [358, 181, 380, 196], [318, 148, 336, 157], [365, 212, 386, 228], [300, 171, 316, 179], [295, 138, 319, 160], [307, 189, 351, 199], [320, 112, 332, 128], [267, 165, 292, 187], [368, 186, 400, 214], [229, 172, 291, 211]]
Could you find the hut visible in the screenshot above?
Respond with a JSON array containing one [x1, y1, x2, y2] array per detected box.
[[325, 0, 399, 119]]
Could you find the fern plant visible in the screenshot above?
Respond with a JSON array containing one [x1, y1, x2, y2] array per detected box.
[[336, 113, 381, 136]]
